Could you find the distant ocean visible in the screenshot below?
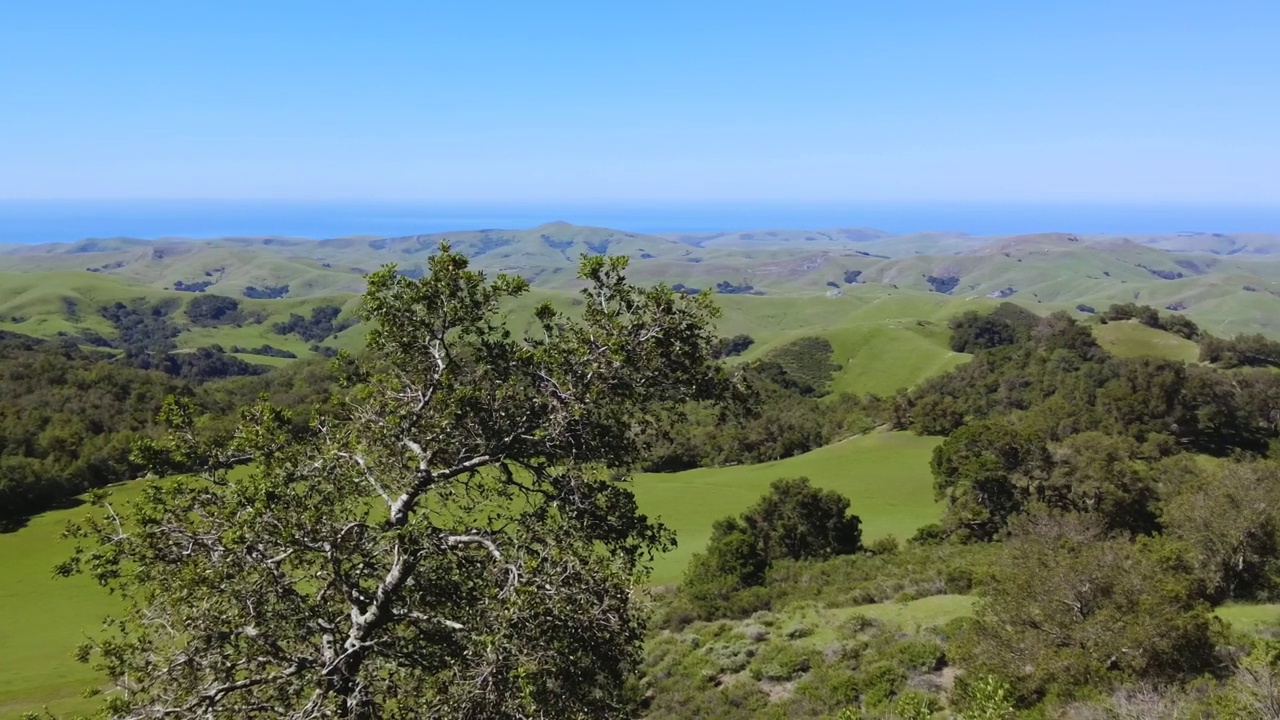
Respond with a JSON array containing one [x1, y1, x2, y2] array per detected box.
[[2, 200, 1280, 245]]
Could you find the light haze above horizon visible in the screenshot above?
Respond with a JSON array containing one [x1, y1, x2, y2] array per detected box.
[[2, 1, 1278, 205]]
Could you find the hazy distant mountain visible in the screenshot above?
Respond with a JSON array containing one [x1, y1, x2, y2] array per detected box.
[[4, 224, 1280, 334]]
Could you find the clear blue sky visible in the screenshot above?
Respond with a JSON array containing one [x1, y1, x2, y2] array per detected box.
[[2, 1, 1277, 204]]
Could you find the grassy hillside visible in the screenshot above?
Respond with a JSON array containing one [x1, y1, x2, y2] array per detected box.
[[634, 431, 942, 584], [713, 290, 988, 395], [1091, 320, 1202, 363], [0, 268, 1224, 397], [6, 225, 1280, 321], [0, 484, 142, 718], [0, 270, 365, 361]]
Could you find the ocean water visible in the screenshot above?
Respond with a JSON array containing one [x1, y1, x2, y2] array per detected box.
[[1, 200, 1279, 245]]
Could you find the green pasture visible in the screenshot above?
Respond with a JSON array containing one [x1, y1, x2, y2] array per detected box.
[[0, 483, 142, 718], [633, 431, 943, 584], [1092, 320, 1201, 363]]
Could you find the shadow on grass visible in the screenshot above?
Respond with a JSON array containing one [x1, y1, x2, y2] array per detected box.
[[0, 495, 87, 534]]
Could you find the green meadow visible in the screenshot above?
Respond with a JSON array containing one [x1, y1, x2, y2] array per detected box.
[[634, 432, 943, 584], [0, 483, 143, 718], [1092, 319, 1201, 363]]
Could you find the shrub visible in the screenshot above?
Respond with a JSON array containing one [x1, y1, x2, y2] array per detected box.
[[749, 641, 816, 681], [954, 516, 1216, 702], [682, 477, 862, 619], [858, 661, 908, 708]]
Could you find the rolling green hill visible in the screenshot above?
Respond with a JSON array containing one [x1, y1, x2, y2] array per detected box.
[[6, 224, 1280, 348], [0, 267, 1251, 399], [0, 483, 141, 717], [1092, 319, 1202, 363], [634, 431, 942, 584]]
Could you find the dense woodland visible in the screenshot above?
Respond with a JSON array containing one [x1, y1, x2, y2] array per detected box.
[[0, 329, 337, 528]]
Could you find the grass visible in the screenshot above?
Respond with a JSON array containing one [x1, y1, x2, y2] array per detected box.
[[634, 431, 942, 584], [3, 266, 1270, 398], [0, 483, 144, 718], [717, 290, 987, 396], [776, 598, 1280, 638], [1092, 320, 1201, 363], [845, 594, 977, 630], [1215, 603, 1280, 634]]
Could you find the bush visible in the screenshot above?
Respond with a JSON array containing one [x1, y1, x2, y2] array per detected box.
[[892, 690, 942, 720], [795, 665, 864, 710], [749, 641, 815, 681], [866, 535, 900, 556], [954, 515, 1216, 702], [682, 477, 862, 619], [857, 661, 908, 708]]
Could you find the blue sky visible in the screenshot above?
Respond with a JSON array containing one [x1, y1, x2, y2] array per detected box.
[[1, 1, 1277, 204]]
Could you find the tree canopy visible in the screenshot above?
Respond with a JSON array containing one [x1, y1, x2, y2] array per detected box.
[[62, 245, 729, 719]]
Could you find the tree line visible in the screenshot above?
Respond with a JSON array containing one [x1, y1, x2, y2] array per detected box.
[[0, 332, 338, 529]]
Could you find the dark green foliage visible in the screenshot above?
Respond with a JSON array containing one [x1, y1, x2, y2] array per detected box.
[[1103, 302, 1203, 340], [931, 423, 1162, 542], [682, 478, 862, 618], [989, 302, 1040, 336], [185, 294, 247, 327], [1104, 302, 1163, 327], [926, 275, 960, 294], [229, 344, 298, 359], [1032, 310, 1106, 360], [172, 279, 214, 293], [1162, 461, 1280, 602], [743, 477, 862, 563], [0, 328, 340, 528], [714, 280, 759, 295], [1164, 312, 1203, 340], [67, 327, 115, 348], [948, 310, 1019, 353], [900, 309, 1280, 455], [62, 246, 729, 718], [1200, 332, 1280, 369], [681, 518, 771, 618], [146, 346, 267, 381], [0, 334, 179, 528], [909, 393, 966, 436], [1046, 432, 1158, 535], [931, 419, 1054, 541], [242, 284, 289, 299], [100, 299, 181, 358], [637, 356, 877, 473], [711, 334, 755, 359], [955, 512, 1216, 703], [271, 303, 356, 342], [760, 336, 839, 396]]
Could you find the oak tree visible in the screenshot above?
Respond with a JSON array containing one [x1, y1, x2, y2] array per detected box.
[[62, 246, 728, 719]]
